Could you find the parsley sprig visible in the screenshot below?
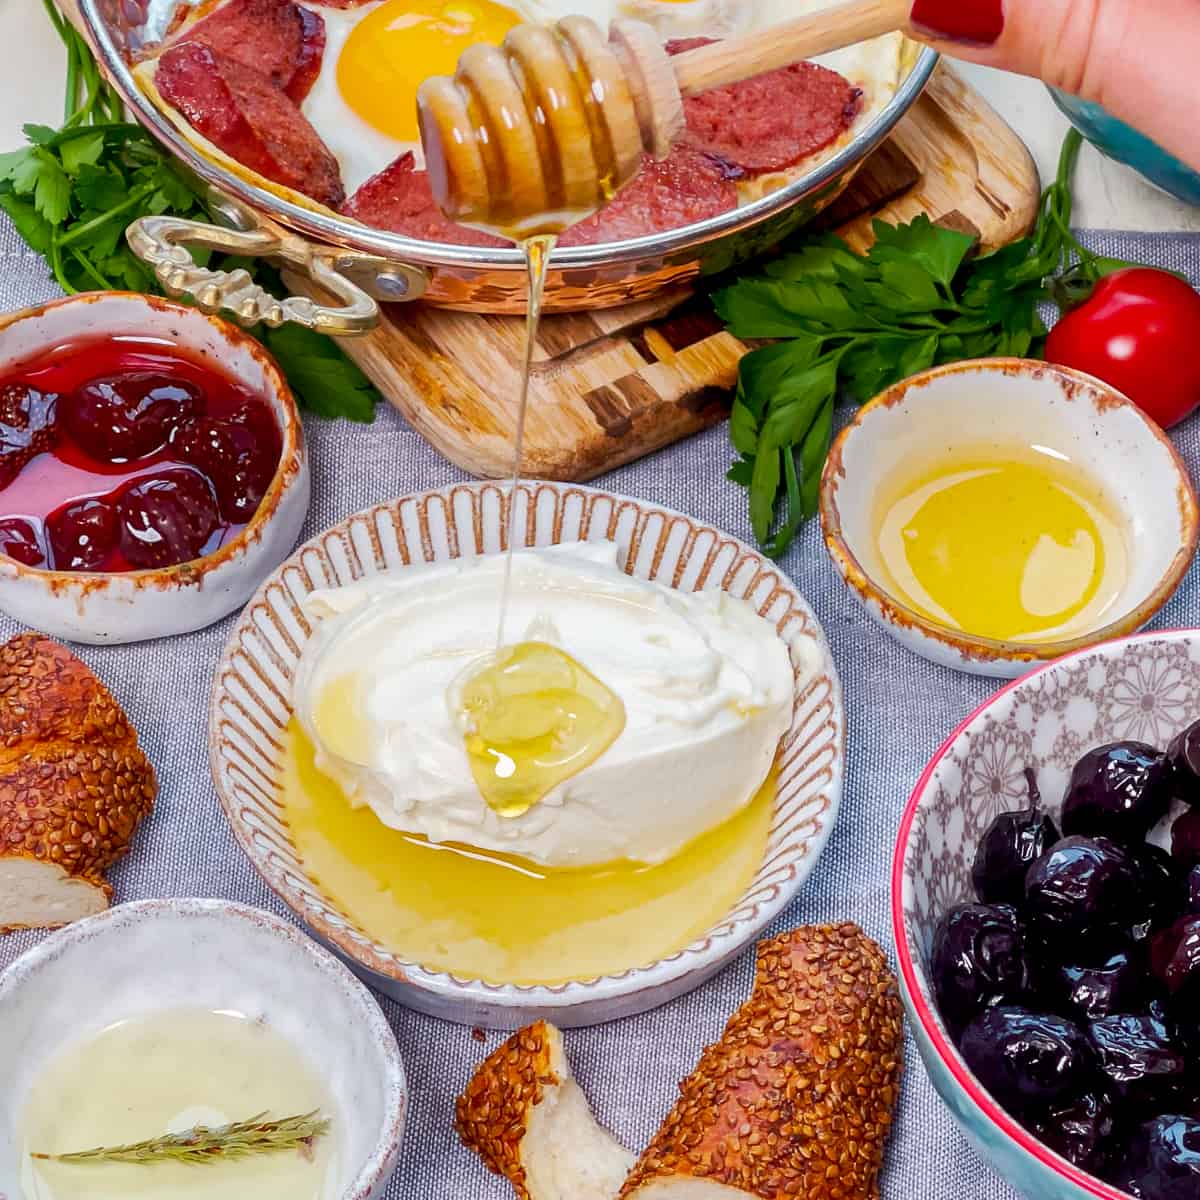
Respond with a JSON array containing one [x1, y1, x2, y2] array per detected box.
[[0, 0, 380, 422], [715, 128, 1116, 558]]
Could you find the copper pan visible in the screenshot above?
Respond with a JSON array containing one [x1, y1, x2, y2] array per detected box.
[[64, 0, 936, 331]]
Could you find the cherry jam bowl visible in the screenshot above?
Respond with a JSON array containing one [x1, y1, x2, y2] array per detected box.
[[0, 292, 309, 644]]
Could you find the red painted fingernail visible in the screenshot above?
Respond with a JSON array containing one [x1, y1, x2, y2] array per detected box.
[[910, 0, 1004, 44]]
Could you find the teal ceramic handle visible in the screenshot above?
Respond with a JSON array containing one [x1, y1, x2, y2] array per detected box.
[[1048, 87, 1200, 207]]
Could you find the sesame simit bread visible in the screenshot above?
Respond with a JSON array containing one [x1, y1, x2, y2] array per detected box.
[[458, 925, 903, 1200], [456, 1021, 635, 1200], [620, 924, 904, 1200], [0, 633, 157, 933]]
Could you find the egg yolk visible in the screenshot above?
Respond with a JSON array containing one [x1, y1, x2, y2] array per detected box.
[[336, 0, 521, 144]]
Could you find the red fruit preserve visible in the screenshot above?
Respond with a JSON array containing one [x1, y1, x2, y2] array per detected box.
[[0, 336, 282, 572]]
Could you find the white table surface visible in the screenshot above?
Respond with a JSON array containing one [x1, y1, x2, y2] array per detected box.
[[0, 0, 1197, 232]]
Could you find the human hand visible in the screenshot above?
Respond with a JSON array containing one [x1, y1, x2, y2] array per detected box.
[[908, 0, 1200, 174]]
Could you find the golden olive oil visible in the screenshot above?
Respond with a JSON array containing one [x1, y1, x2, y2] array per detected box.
[[874, 443, 1129, 643], [279, 722, 773, 986], [21, 1009, 336, 1200]]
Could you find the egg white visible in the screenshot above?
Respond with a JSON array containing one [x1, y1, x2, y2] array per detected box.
[[615, 0, 753, 39], [299, 2, 417, 195]]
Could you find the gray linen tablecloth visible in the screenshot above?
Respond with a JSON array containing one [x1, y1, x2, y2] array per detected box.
[[1, 215, 1199, 1199]]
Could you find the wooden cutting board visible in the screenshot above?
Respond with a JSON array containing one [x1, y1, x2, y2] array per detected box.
[[310, 63, 1040, 481]]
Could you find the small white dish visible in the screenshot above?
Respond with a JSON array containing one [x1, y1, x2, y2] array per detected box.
[[820, 358, 1198, 677], [208, 481, 845, 1029], [0, 292, 310, 645], [0, 898, 406, 1200]]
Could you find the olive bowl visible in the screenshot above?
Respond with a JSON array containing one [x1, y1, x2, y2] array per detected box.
[[891, 628, 1200, 1200]]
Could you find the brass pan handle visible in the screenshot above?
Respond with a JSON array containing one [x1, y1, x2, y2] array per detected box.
[[125, 204, 429, 335]]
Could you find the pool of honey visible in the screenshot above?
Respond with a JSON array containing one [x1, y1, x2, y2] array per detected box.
[[278, 722, 775, 986]]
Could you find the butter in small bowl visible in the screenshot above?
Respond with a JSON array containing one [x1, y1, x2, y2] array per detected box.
[[819, 358, 1199, 677]]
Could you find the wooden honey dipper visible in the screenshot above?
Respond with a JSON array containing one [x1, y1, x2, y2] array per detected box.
[[416, 0, 914, 237]]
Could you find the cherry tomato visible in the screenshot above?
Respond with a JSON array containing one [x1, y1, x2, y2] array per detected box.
[[1045, 268, 1200, 428]]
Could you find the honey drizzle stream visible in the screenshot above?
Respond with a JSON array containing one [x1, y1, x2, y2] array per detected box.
[[497, 233, 557, 648]]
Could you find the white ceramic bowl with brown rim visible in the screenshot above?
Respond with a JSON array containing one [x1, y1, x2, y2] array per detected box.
[[820, 358, 1199, 678], [208, 481, 844, 1029], [0, 898, 407, 1199], [0, 292, 310, 645]]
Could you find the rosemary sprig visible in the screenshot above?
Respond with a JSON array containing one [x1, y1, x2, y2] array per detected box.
[[32, 1110, 330, 1166]]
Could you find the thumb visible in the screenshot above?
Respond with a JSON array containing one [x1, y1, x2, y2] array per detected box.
[[907, 0, 1200, 174]]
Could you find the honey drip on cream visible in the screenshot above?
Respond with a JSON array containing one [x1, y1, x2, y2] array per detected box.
[[454, 232, 627, 818], [456, 640, 626, 817]]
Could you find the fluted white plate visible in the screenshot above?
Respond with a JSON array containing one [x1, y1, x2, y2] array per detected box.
[[209, 482, 844, 1028]]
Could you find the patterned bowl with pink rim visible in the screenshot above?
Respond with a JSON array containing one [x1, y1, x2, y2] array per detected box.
[[892, 629, 1200, 1200], [209, 481, 844, 1028]]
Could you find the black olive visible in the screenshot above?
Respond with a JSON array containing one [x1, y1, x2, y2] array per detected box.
[[1033, 946, 1147, 1022], [1173, 809, 1200, 869], [1187, 864, 1200, 914], [931, 903, 1029, 1033], [1061, 742, 1172, 845], [1150, 915, 1200, 995], [1164, 978, 1200, 1062], [1117, 1115, 1200, 1200], [1024, 836, 1145, 946], [1028, 1090, 1118, 1175], [1167, 719, 1200, 808], [972, 768, 1060, 906], [1130, 841, 1186, 940], [959, 1005, 1094, 1114], [1087, 1013, 1187, 1106]]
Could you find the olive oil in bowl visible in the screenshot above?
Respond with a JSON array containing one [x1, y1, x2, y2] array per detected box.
[[280, 722, 775, 986], [873, 442, 1130, 644], [20, 1008, 337, 1200]]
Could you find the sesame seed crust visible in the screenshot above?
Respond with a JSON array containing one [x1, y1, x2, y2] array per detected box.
[[620, 923, 904, 1200], [455, 1020, 561, 1200], [0, 633, 157, 932]]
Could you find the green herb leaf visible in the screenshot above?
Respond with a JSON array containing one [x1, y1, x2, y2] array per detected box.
[[34, 1111, 330, 1166], [0, 192, 52, 254], [729, 395, 759, 458], [799, 397, 833, 519], [756, 360, 836, 451], [74, 163, 127, 213], [0, 146, 33, 181], [869, 214, 975, 289], [876, 260, 943, 312], [726, 457, 754, 487], [261, 323, 381, 422], [748, 445, 781, 545], [763, 234, 864, 283], [60, 130, 105, 173], [22, 123, 58, 146], [30, 154, 70, 224], [763, 447, 804, 559]]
